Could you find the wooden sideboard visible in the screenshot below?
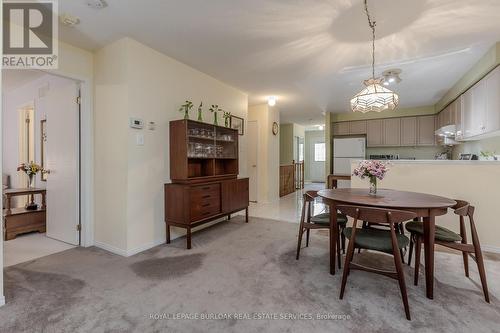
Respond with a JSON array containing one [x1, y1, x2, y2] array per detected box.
[[3, 188, 46, 240], [165, 119, 249, 249]]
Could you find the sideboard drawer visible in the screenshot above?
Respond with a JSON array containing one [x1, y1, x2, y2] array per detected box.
[[190, 201, 220, 221], [190, 184, 220, 201]]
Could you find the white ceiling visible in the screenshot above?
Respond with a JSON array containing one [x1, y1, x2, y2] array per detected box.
[[57, 0, 500, 126]]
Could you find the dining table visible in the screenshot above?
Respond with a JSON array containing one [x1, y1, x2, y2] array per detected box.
[[318, 188, 456, 299]]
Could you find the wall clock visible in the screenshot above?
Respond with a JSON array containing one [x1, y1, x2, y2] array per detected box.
[[272, 122, 279, 135]]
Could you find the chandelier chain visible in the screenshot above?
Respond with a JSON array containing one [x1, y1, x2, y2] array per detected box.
[[364, 0, 376, 80]]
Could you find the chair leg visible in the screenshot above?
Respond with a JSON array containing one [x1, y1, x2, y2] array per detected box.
[[341, 228, 346, 254], [459, 217, 469, 277], [337, 230, 342, 269], [408, 234, 414, 266], [296, 227, 304, 260], [393, 241, 411, 321], [414, 236, 422, 286], [306, 229, 310, 247], [340, 228, 357, 299], [470, 221, 490, 303]]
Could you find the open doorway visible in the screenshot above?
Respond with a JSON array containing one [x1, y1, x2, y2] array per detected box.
[[2, 69, 81, 267]]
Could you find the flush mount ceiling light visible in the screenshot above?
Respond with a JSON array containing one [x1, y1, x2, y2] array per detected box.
[[268, 96, 277, 107], [60, 13, 80, 26], [318, 125, 324, 130], [382, 69, 402, 86], [86, 0, 108, 9], [350, 0, 399, 113]]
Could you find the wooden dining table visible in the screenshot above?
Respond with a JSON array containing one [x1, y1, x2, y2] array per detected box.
[[318, 188, 456, 299]]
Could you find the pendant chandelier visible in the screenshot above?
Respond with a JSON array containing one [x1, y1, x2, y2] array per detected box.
[[350, 0, 399, 113]]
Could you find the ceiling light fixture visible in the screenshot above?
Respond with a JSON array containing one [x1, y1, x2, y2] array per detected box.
[[350, 0, 399, 113], [382, 69, 402, 86], [86, 0, 108, 9], [60, 13, 80, 26], [268, 96, 277, 107], [318, 125, 324, 130]]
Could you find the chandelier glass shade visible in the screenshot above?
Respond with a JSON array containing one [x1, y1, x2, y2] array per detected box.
[[350, 78, 399, 113], [351, 0, 399, 113]]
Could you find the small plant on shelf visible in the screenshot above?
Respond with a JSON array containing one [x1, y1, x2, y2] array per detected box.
[[209, 104, 223, 126], [352, 160, 390, 195], [223, 111, 232, 127], [197, 102, 203, 121], [179, 100, 194, 119]]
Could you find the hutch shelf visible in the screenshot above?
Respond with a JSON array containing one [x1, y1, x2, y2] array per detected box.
[[165, 119, 249, 249]]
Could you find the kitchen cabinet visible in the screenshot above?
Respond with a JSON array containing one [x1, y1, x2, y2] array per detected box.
[[454, 96, 464, 139], [401, 117, 417, 146], [485, 66, 500, 134], [383, 118, 401, 146], [333, 122, 350, 135], [417, 115, 436, 146], [349, 120, 367, 135], [366, 119, 384, 147]]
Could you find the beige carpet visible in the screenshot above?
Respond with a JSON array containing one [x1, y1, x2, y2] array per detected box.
[[0, 216, 499, 332]]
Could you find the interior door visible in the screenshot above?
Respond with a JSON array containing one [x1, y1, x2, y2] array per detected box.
[[247, 121, 258, 202], [309, 137, 325, 182], [45, 79, 80, 245]]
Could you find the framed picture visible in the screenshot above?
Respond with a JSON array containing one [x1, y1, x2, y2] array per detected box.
[[230, 115, 244, 135], [40, 119, 48, 181]]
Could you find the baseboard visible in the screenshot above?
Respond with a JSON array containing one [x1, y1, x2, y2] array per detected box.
[[0, 295, 5, 306], [93, 241, 128, 257], [482, 245, 500, 254], [126, 238, 165, 257]]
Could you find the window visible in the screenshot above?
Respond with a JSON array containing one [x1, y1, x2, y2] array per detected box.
[[299, 143, 304, 162], [314, 142, 325, 162]]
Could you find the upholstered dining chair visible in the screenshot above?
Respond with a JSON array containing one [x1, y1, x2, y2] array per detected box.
[[338, 205, 416, 320], [406, 200, 489, 302], [296, 191, 348, 266]]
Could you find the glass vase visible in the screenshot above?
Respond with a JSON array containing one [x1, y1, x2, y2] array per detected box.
[[28, 174, 34, 188], [183, 110, 189, 120], [213, 112, 218, 126], [369, 176, 377, 195], [197, 110, 203, 122]]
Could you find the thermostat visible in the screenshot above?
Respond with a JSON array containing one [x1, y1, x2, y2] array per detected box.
[[130, 118, 144, 129]]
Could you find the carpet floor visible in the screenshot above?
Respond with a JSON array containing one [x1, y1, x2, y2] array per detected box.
[[0, 216, 499, 332]]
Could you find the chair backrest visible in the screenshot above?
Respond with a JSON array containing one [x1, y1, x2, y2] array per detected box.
[[337, 205, 417, 225], [303, 190, 318, 202], [453, 199, 474, 217]]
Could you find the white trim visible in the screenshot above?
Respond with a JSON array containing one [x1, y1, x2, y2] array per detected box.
[[482, 245, 500, 254], [126, 239, 165, 257], [0, 296, 5, 306], [93, 241, 128, 257]]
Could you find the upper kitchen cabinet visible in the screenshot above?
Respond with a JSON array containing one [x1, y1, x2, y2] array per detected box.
[[383, 118, 401, 146], [366, 119, 384, 147], [461, 66, 500, 140], [417, 115, 436, 146], [333, 122, 350, 136], [401, 117, 417, 146], [349, 120, 367, 135], [485, 66, 500, 134]]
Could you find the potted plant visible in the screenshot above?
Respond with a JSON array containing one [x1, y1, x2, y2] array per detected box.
[[352, 160, 389, 195], [209, 104, 223, 126], [179, 100, 194, 119]]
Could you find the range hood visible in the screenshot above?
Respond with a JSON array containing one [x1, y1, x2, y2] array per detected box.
[[435, 124, 457, 137]]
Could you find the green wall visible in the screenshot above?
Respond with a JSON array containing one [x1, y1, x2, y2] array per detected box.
[[280, 123, 305, 165]]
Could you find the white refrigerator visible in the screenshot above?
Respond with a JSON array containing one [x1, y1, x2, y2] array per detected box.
[[333, 137, 366, 188]]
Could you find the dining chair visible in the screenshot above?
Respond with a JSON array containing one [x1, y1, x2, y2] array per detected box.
[[338, 205, 416, 320], [360, 220, 407, 263], [406, 200, 489, 302], [296, 191, 348, 266]]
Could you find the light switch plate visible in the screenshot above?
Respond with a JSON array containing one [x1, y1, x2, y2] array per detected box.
[[136, 133, 144, 146]]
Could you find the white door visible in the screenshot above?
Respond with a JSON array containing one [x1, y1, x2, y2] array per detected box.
[[309, 138, 325, 182], [45, 79, 80, 245], [247, 121, 258, 202]]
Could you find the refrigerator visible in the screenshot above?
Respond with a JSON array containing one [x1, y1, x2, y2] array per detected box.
[[333, 137, 366, 188]]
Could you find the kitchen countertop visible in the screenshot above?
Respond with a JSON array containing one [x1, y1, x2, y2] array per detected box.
[[353, 159, 500, 165]]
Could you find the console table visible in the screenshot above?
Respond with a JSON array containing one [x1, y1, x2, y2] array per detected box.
[[3, 188, 47, 240]]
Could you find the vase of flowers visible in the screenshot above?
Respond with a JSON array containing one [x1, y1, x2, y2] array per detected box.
[[352, 160, 389, 195], [17, 162, 44, 210], [197, 102, 203, 121], [223, 111, 231, 127], [179, 100, 194, 119], [209, 104, 223, 126]]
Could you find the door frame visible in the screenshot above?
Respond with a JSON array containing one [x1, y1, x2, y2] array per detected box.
[[247, 120, 258, 202]]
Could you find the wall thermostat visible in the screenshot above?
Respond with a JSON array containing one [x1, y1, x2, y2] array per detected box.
[[130, 118, 144, 129]]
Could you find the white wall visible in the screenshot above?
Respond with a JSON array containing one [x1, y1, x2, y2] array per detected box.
[[248, 104, 279, 203], [94, 38, 248, 255]]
